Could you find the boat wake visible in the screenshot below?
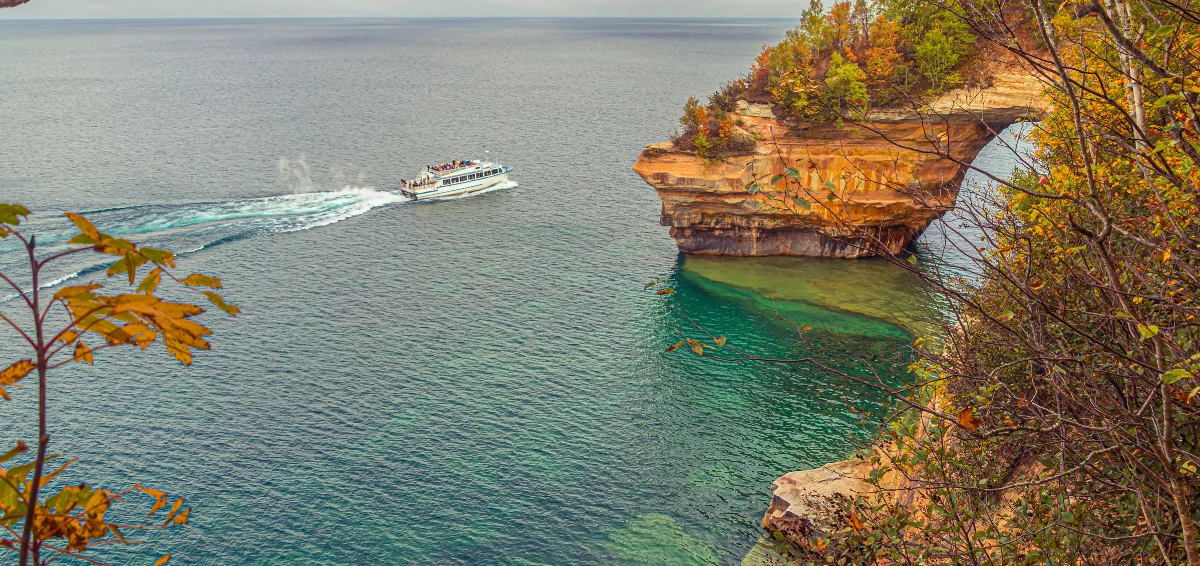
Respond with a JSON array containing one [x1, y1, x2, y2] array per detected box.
[[1, 170, 519, 301], [0, 187, 408, 302]]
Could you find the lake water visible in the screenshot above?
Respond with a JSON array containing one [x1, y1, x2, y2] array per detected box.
[[0, 19, 1012, 565]]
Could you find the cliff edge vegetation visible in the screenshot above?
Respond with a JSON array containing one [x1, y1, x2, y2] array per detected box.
[[655, 0, 1200, 561]]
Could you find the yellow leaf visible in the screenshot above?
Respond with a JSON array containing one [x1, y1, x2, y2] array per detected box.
[[0, 440, 28, 464], [154, 554, 171, 566], [666, 342, 685, 353], [0, 360, 34, 386], [957, 407, 982, 432], [38, 457, 78, 488], [171, 508, 190, 525], [137, 484, 166, 500], [0, 360, 34, 400], [202, 292, 240, 317], [147, 494, 169, 517], [138, 268, 163, 295], [182, 274, 222, 289], [74, 342, 94, 365], [163, 498, 185, 525], [109, 525, 127, 543], [53, 284, 101, 301], [63, 212, 100, 240], [58, 330, 80, 344], [1163, 249, 1172, 263]]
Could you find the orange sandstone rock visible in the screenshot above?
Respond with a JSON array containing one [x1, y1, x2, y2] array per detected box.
[[633, 73, 1048, 258]]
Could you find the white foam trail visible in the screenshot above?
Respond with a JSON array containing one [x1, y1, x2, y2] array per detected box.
[[41, 271, 80, 288], [272, 186, 409, 233], [0, 271, 79, 303]]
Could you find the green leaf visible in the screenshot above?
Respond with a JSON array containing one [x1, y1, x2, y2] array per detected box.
[[67, 234, 100, 245], [746, 183, 760, 194], [714, 336, 726, 348], [999, 311, 1015, 322], [822, 181, 837, 190], [784, 167, 801, 180], [1137, 324, 1160, 340], [793, 197, 811, 210], [1152, 93, 1184, 108], [139, 247, 176, 266], [138, 268, 163, 295], [827, 192, 838, 202], [1163, 368, 1194, 385], [1150, 23, 1177, 38], [0, 204, 31, 227], [770, 174, 785, 185]]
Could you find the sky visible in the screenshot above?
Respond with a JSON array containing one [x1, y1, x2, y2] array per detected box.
[[0, 0, 805, 19]]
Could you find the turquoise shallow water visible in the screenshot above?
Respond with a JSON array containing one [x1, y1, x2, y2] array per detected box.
[[0, 19, 945, 565]]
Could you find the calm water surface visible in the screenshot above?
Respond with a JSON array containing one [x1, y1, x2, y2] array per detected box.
[[0, 19, 1000, 565]]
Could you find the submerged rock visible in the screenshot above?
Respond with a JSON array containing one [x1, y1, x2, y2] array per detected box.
[[633, 73, 1047, 258], [605, 513, 719, 566]]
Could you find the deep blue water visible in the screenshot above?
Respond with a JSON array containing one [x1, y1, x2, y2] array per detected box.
[[0, 19, 952, 565]]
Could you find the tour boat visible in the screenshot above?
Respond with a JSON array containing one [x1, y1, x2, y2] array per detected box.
[[399, 159, 513, 201]]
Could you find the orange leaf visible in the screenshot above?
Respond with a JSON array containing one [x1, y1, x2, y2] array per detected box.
[[848, 513, 866, 530], [666, 342, 685, 353], [958, 407, 983, 432], [154, 555, 171, 566], [74, 342, 94, 365]]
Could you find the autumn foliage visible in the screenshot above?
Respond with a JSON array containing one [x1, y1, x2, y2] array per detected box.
[[672, 0, 989, 160], [661, 0, 1200, 561], [0, 204, 238, 565]]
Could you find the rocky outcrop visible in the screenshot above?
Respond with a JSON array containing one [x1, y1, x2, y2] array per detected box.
[[633, 73, 1048, 258], [761, 459, 875, 553]]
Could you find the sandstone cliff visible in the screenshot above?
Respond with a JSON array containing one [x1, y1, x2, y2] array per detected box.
[[634, 73, 1048, 258]]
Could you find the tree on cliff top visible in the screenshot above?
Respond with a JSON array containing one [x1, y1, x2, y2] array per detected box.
[[0, 206, 239, 565], [672, 0, 982, 159], [659, 0, 1200, 561]]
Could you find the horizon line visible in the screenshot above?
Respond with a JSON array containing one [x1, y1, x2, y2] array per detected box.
[[0, 15, 800, 21]]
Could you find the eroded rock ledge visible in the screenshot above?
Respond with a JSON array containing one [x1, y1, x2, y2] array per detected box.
[[633, 73, 1048, 258]]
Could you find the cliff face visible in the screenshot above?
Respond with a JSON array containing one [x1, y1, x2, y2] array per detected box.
[[633, 73, 1047, 258]]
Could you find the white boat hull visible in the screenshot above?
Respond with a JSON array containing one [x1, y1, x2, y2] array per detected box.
[[402, 172, 510, 201]]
